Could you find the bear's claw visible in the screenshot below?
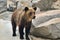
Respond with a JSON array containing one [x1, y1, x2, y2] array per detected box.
[[12, 34, 16, 36]]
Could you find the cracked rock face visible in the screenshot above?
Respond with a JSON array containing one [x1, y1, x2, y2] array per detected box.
[[32, 10, 60, 27], [31, 23, 60, 39], [0, 0, 7, 13], [32, 0, 58, 11], [31, 10, 60, 39]]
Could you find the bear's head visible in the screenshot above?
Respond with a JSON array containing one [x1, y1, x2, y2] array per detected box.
[[23, 7, 37, 21]]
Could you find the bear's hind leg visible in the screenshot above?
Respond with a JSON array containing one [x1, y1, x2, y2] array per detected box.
[[11, 19, 17, 36]]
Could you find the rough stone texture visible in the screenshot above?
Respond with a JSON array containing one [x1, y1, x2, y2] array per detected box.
[[52, 0, 60, 9], [32, 0, 57, 11], [31, 18, 60, 39], [32, 10, 60, 27], [31, 10, 60, 39], [30, 26, 50, 38], [0, 0, 7, 13], [0, 11, 12, 20], [32, 14, 60, 26], [30, 35, 51, 40]]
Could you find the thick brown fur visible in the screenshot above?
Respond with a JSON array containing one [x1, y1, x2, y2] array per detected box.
[[11, 7, 37, 40]]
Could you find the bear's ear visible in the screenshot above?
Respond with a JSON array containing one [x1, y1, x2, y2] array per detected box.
[[24, 7, 29, 12], [33, 7, 37, 11]]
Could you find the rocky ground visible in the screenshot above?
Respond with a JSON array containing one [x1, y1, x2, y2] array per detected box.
[[0, 11, 48, 40], [0, 0, 60, 39], [0, 10, 60, 40], [1, 0, 60, 40]]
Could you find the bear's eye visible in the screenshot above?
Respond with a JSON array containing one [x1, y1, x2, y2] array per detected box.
[[29, 12, 32, 16]]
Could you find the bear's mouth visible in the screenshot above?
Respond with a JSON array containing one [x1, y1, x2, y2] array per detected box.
[[33, 16, 36, 19]]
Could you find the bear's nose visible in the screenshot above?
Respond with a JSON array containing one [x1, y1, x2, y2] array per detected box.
[[33, 16, 36, 19]]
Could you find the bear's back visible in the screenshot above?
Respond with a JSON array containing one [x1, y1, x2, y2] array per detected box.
[[12, 9, 25, 26]]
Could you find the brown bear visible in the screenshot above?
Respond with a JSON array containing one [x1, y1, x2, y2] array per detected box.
[[11, 7, 37, 40]]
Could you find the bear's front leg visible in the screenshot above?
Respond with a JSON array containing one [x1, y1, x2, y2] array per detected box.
[[19, 22, 25, 39], [25, 22, 32, 40]]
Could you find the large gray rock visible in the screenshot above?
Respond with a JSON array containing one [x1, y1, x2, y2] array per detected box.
[[31, 10, 60, 39], [32, 0, 57, 10], [31, 21, 60, 39], [0, 0, 7, 13], [30, 26, 51, 38], [32, 10, 60, 27], [32, 14, 60, 26]]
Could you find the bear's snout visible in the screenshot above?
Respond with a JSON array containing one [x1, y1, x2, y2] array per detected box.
[[33, 16, 36, 19]]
